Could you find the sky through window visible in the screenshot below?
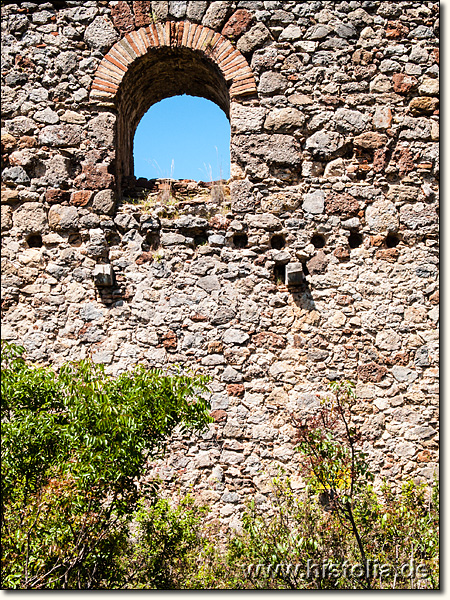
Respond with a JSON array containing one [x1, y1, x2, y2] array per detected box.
[[133, 95, 230, 182]]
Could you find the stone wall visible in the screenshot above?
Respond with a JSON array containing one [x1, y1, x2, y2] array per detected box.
[[1, 1, 439, 529]]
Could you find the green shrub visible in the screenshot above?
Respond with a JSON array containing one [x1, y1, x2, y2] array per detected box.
[[1, 342, 211, 589]]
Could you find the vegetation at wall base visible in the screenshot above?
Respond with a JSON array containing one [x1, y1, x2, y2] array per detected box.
[[1, 341, 211, 589], [1, 345, 438, 589]]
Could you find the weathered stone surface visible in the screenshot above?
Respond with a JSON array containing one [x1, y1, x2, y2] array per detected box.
[[92, 190, 116, 215], [74, 164, 114, 190], [307, 251, 329, 274], [306, 24, 333, 40], [353, 132, 387, 149], [237, 22, 271, 54], [186, 1, 207, 21], [34, 108, 59, 125], [258, 71, 288, 95], [358, 362, 387, 383], [376, 329, 402, 352], [229, 179, 256, 212], [88, 113, 116, 147], [197, 275, 220, 292], [202, 1, 230, 29], [302, 190, 324, 214], [70, 190, 92, 207], [133, 1, 152, 26], [223, 329, 249, 345], [2, 166, 30, 184], [399, 203, 437, 230], [325, 193, 359, 216], [305, 131, 348, 160], [246, 213, 281, 231], [84, 16, 118, 53], [409, 97, 439, 116], [48, 205, 79, 231], [39, 125, 83, 148], [419, 77, 439, 96], [264, 107, 304, 132], [231, 104, 265, 133], [366, 200, 398, 233], [334, 108, 369, 134], [12, 203, 47, 233], [111, 1, 135, 32], [1, 205, 13, 231], [392, 73, 418, 94]]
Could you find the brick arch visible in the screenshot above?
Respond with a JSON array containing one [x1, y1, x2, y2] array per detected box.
[[90, 21, 257, 193], [90, 21, 257, 102]]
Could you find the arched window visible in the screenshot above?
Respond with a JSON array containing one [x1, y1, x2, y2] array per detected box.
[[133, 95, 230, 182], [90, 22, 257, 195]]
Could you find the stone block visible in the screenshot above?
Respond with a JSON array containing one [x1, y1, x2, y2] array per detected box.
[[93, 264, 115, 287], [285, 262, 304, 286]]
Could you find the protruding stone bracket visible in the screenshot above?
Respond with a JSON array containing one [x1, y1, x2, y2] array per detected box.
[[93, 264, 115, 287], [90, 21, 257, 102], [285, 262, 305, 287]]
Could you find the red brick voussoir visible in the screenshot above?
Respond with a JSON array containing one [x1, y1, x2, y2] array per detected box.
[[90, 21, 257, 101]]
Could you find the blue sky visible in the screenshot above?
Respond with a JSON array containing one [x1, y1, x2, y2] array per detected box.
[[133, 95, 230, 182]]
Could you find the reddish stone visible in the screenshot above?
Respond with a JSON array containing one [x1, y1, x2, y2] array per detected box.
[[409, 96, 439, 116], [252, 331, 286, 349], [392, 73, 418, 94], [357, 362, 387, 383], [375, 248, 399, 263], [221, 9, 253, 39], [75, 164, 115, 190], [191, 312, 208, 322], [391, 145, 414, 176], [210, 410, 227, 423], [372, 148, 387, 173], [334, 247, 350, 260], [322, 94, 341, 105], [14, 55, 34, 69], [162, 330, 177, 350], [209, 214, 230, 230], [208, 341, 223, 353], [430, 290, 439, 304], [307, 251, 329, 275], [432, 48, 439, 64], [133, 1, 152, 27], [45, 189, 70, 204], [352, 49, 373, 65], [135, 251, 154, 265], [18, 136, 36, 149], [1, 133, 17, 153], [111, 1, 135, 33], [417, 450, 432, 462], [336, 294, 353, 306], [227, 384, 245, 397], [370, 235, 384, 247], [386, 20, 409, 39], [70, 190, 92, 207], [353, 132, 387, 149], [385, 352, 410, 366], [325, 193, 359, 217]]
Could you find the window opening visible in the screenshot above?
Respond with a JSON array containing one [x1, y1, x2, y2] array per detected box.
[[133, 95, 230, 183]]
